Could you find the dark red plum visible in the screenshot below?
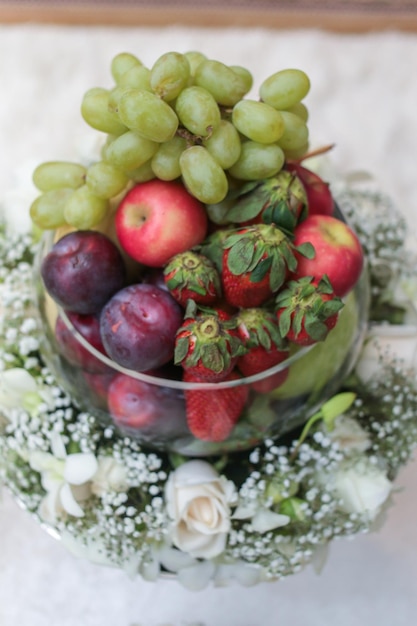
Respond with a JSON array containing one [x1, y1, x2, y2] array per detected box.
[[82, 370, 116, 410], [55, 311, 110, 374], [100, 283, 184, 372], [107, 373, 188, 439], [41, 230, 126, 314]]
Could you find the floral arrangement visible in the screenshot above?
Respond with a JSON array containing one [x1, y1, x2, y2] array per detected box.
[[1, 183, 417, 590]]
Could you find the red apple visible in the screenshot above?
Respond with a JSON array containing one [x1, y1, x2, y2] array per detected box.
[[115, 180, 208, 267], [292, 214, 364, 297], [287, 163, 335, 216]]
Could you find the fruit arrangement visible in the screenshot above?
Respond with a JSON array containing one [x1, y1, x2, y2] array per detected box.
[[32, 50, 366, 454]]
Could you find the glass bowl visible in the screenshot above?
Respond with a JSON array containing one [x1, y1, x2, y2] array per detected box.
[[33, 229, 370, 457]]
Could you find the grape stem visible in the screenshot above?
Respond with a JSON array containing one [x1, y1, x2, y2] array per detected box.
[[288, 143, 335, 164], [176, 126, 214, 147]]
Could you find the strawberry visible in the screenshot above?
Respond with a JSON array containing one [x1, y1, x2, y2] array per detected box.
[[174, 306, 246, 381], [222, 170, 308, 234], [236, 308, 290, 393], [275, 275, 344, 346], [163, 250, 221, 307], [183, 369, 249, 442], [221, 223, 314, 308]]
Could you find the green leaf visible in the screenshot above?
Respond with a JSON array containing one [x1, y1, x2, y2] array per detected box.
[[296, 241, 315, 260], [250, 255, 272, 283], [227, 239, 256, 275], [269, 255, 286, 292], [201, 343, 225, 373], [256, 325, 272, 350], [303, 318, 328, 341], [174, 336, 190, 364], [278, 308, 292, 337]]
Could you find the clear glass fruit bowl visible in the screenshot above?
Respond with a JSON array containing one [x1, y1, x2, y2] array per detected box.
[[33, 230, 370, 457]]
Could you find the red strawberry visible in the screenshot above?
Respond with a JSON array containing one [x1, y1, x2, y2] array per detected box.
[[275, 275, 344, 346], [221, 223, 314, 308], [183, 369, 249, 442], [163, 250, 221, 307], [236, 308, 290, 393], [174, 308, 246, 381], [222, 170, 308, 234]]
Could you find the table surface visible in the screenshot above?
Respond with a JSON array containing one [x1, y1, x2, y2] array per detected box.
[[1, 23, 417, 626]]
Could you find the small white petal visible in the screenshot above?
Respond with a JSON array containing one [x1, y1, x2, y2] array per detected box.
[[157, 545, 197, 572], [0, 368, 37, 408], [234, 562, 263, 587], [232, 502, 257, 520], [64, 453, 98, 485], [60, 483, 85, 517], [251, 508, 290, 533], [50, 431, 67, 460], [177, 560, 216, 591]]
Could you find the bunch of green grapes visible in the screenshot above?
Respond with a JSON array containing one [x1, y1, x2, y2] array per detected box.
[[30, 50, 310, 230]]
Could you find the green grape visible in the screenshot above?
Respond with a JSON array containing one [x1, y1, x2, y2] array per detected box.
[[184, 51, 207, 78], [81, 88, 127, 135], [118, 89, 178, 142], [150, 51, 190, 101], [180, 145, 228, 204], [29, 188, 73, 229], [232, 100, 285, 144], [228, 141, 285, 180], [111, 52, 142, 84], [229, 65, 253, 94], [259, 69, 310, 110], [283, 143, 310, 161], [126, 160, 156, 183], [118, 64, 152, 90], [103, 130, 159, 171], [194, 59, 250, 106], [32, 161, 86, 192], [286, 101, 309, 122], [202, 119, 241, 169], [64, 185, 108, 229], [277, 111, 309, 151], [151, 136, 187, 180], [85, 161, 129, 199], [108, 85, 132, 114], [175, 86, 221, 137]]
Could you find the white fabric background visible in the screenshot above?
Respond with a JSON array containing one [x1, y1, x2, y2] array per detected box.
[[1, 23, 417, 626]]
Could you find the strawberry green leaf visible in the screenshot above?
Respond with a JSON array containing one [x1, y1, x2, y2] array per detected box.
[[295, 242, 315, 259], [174, 336, 191, 364], [201, 343, 225, 373], [250, 255, 272, 283], [278, 308, 292, 337], [303, 318, 328, 341], [226, 239, 256, 275]]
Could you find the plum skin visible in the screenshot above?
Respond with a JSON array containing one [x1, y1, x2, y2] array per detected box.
[[100, 283, 184, 372], [107, 373, 187, 438], [55, 311, 110, 374], [41, 230, 126, 315]]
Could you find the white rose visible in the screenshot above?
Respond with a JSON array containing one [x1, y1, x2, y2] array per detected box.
[[328, 415, 371, 453], [334, 459, 392, 518], [165, 460, 237, 559], [356, 325, 417, 383], [91, 456, 129, 497]]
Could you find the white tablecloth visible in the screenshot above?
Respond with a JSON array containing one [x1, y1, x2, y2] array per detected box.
[[1, 23, 417, 626]]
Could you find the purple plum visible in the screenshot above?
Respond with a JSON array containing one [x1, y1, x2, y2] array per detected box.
[[107, 373, 187, 439], [41, 230, 126, 314], [55, 311, 110, 374], [100, 283, 183, 372]]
